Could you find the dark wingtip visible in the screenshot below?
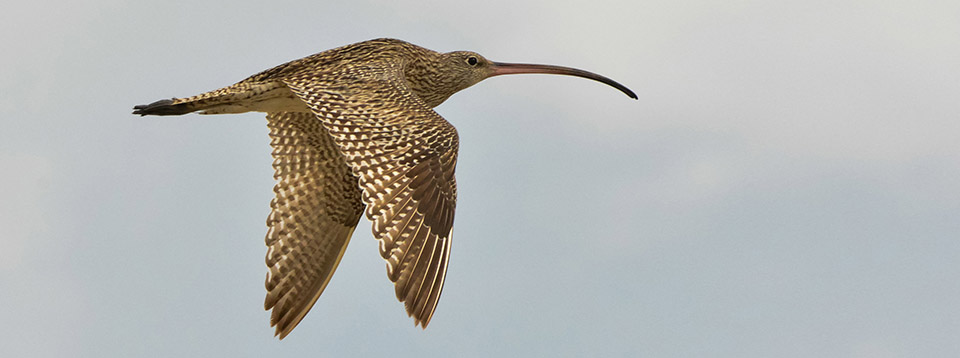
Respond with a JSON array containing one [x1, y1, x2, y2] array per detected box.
[[132, 98, 188, 116]]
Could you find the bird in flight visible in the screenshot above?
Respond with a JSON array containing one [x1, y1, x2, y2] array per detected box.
[[134, 38, 636, 339]]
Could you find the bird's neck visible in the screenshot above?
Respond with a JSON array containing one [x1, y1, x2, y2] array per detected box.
[[403, 55, 455, 108]]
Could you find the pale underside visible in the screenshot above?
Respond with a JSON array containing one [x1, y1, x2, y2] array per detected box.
[[247, 61, 458, 338]]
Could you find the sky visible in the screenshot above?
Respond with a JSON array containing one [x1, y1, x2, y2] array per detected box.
[[1, 0, 958, 357]]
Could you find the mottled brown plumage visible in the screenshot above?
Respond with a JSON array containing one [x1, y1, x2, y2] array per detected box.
[[133, 38, 635, 339]]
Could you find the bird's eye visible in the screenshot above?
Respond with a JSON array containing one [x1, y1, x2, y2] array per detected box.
[[466, 56, 479, 66]]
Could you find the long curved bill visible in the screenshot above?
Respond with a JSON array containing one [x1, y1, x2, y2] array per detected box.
[[490, 62, 637, 99]]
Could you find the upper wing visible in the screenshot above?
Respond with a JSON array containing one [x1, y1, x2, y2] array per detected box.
[[281, 62, 459, 327], [263, 111, 365, 339]]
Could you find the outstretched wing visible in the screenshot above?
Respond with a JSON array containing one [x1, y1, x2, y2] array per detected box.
[[263, 111, 365, 339], [282, 62, 459, 328]]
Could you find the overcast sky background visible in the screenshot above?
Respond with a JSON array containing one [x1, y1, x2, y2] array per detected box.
[[2, 0, 958, 357]]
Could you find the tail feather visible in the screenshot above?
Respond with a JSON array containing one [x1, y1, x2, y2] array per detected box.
[[133, 81, 303, 117], [132, 98, 197, 116]]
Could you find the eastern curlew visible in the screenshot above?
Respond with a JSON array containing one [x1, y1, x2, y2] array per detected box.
[[133, 38, 635, 339]]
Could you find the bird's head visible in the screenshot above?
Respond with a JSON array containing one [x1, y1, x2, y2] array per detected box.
[[437, 51, 498, 93]]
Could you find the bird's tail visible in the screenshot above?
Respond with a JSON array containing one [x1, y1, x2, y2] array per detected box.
[[132, 98, 197, 116], [132, 88, 240, 116], [133, 81, 296, 116]]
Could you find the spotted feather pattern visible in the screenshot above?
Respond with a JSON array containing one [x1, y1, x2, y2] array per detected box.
[[136, 39, 472, 337], [263, 112, 364, 338], [280, 60, 459, 328]]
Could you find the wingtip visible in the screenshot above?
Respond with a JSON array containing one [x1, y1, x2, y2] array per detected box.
[[412, 307, 436, 329], [413, 319, 428, 330]]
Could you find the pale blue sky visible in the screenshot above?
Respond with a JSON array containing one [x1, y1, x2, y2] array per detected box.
[[2, 0, 959, 357]]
